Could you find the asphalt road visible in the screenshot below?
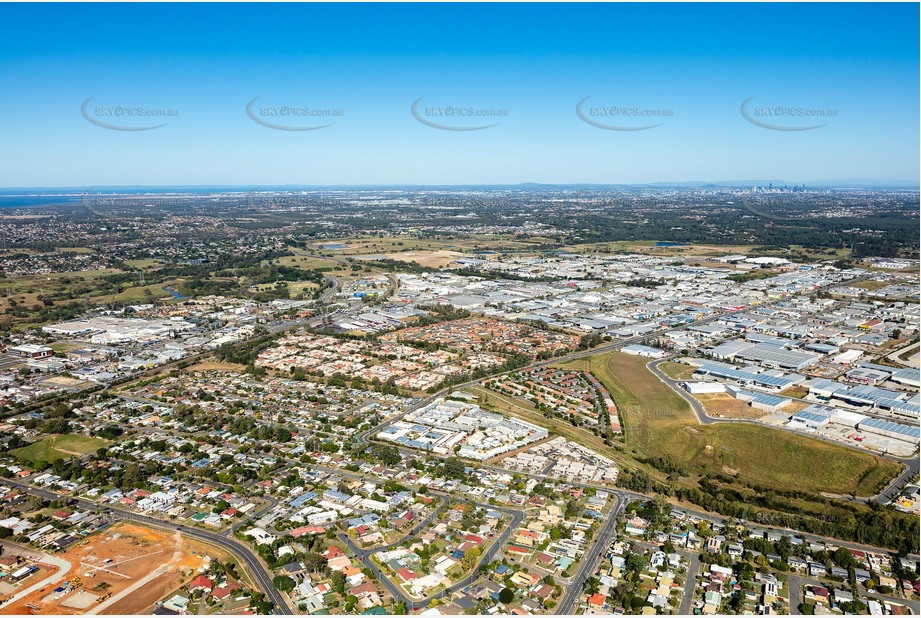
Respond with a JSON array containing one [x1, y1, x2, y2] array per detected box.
[[677, 550, 701, 615], [342, 495, 449, 559], [872, 457, 920, 505], [788, 573, 920, 615], [0, 479, 294, 615], [646, 358, 713, 424], [647, 357, 920, 504], [787, 574, 805, 614], [338, 492, 526, 612], [556, 493, 628, 615], [7, 270, 913, 612]]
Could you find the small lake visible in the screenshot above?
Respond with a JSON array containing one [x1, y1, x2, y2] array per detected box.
[[163, 286, 187, 300]]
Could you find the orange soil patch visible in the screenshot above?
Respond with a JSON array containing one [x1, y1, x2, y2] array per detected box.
[[0, 523, 209, 616], [187, 361, 247, 372], [383, 250, 464, 268], [487, 434, 557, 464]]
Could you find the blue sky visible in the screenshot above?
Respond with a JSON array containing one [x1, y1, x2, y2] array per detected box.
[[0, 3, 917, 187]]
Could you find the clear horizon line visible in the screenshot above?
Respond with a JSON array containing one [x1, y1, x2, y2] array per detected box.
[[1, 179, 919, 191]]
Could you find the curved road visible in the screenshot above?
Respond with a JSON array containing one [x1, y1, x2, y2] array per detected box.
[[647, 358, 920, 503], [0, 479, 293, 615], [338, 491, 526, 612]]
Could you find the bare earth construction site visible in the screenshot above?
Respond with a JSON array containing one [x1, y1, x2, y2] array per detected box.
[[0, 524, 215, 615]]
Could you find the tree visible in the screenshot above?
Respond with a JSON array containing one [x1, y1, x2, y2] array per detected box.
[[833, 547, 856, 569], [498, 588, 515, 604], [442, 457, 466, 480], [330, 570, 346, 594], [462, 546, 483, 571], [584, 576, 601, 596], [625, 553, 647, 573], [272, 575, 295, 592]]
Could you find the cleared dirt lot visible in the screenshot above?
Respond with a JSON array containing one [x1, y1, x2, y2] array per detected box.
[[0, 523, 210, 615], [186, 361, 247, 372], [383, 250, 464, 267]]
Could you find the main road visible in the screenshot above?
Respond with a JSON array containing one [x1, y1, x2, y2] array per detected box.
[[556, 493, 629, 615], [337, 491, 526, 612], [0, 479, 294, 615]]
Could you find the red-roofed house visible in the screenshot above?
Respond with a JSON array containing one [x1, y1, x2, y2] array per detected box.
[[323, 545, 345, 560], [588, 593, 606, 609], [189, 575, 213, 593], [212, 582, 241, 601], [396, 568, 417, 582], [290, 525, 326, 538]]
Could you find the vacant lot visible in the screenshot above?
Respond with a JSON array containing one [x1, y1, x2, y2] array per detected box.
[[312, 234, 544, 256], [564, 241, 757, 257], [779, 385, 809, 399], [187, 361, 247, 372], [655, 361, 697, 381], [272, 254, 341, 270], [12, 434, 111, 464], [122, 258, 161, 270], [0, 523, 209, 615], [378, 250, 464, 268], [560, 351, 900, 497], [848, 279, 891, 291], [41, 375, 93, 390], [693, 393, 765, 420]]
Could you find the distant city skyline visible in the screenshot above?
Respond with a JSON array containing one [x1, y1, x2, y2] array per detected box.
[[1, 179, 919, 192], [0, 3, 918, 186]]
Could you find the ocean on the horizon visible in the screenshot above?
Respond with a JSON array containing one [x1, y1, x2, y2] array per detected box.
[[0, 194, 83, 208]]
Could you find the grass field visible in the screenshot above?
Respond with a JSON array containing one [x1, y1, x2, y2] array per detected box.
[[92, 281, 178, 304], [187, 361, 247, 372], [848, 280, 891, 291], [311, 234, 546, 256], [563, 241, 851, 262], [558, 351, 900, 497], [693, 393, 765, 419], [288, 280, 320, 297], [656, 361, 697, 381], [564, 241, 757, 256], [12, 434, 111, 463], [48, 342, 81, 353], [369, 250, 464, 268], [55, 247, 94, 254], [272, 255, 342, 270], [123, 258, 161, 269], [779, 385, 809, 399]]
